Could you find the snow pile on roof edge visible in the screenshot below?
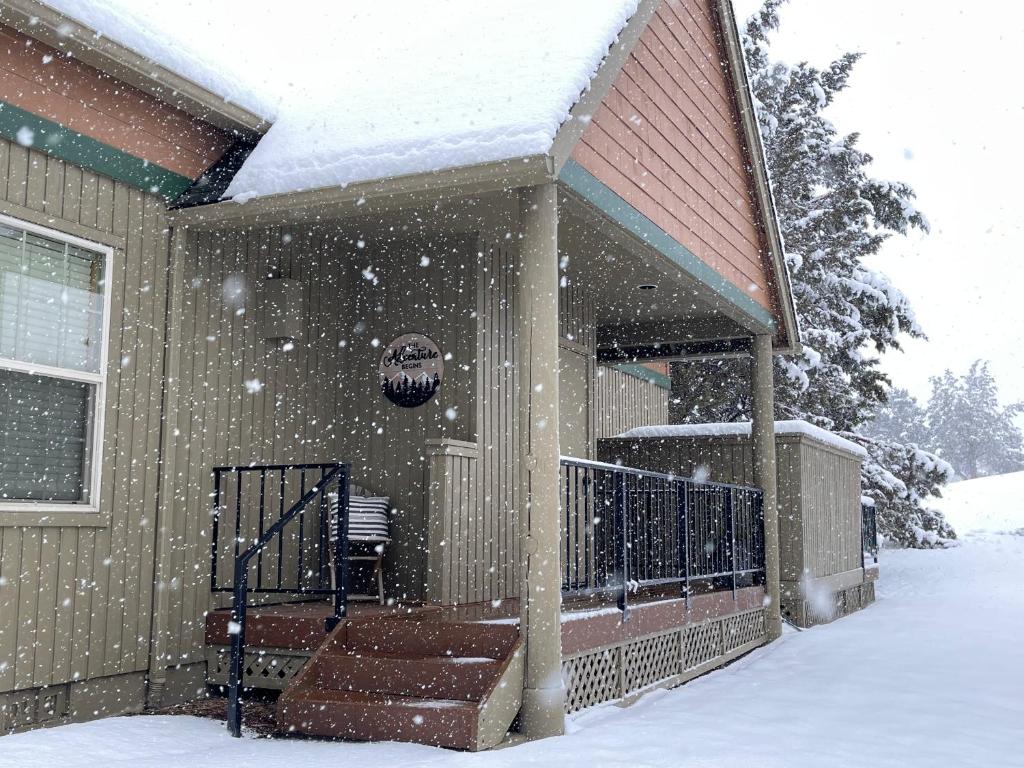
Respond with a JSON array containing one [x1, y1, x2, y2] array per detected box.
[[45, 0, 639, 200], [616, 420, 869, 458]]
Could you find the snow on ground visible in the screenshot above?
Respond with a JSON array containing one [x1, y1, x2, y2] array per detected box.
[[939, 471, 1024, 536], [46, 0, 638, 199], [5, 478, 1022, 768]]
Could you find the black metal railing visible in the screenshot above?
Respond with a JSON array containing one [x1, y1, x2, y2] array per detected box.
[[861, 500, 879, 566], [560, 456, 765, 618], [210, 462, 350, 737]]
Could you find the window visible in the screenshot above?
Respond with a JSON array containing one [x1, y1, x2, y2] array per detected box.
[[0, 216, 110, 509]]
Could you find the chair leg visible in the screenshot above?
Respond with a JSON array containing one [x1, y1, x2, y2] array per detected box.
[[376, 554, 385, 605]]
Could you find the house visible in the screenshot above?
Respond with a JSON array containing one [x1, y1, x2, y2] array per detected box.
[[0, 0, 872, 749]]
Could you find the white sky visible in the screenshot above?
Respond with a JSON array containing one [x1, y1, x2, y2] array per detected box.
[[734, 0, 1024, 409]]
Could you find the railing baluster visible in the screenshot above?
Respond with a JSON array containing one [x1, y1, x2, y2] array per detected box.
[[614, 469, 627, 618], [211, 469, 222, 590], [257, 469, 266, 589], [298, 469, 306, 592], [727, 488, 736, 597], [234, 469, 243, 566], [278, 469, 285, 590]]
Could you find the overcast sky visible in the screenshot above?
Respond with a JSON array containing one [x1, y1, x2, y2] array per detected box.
[[733, 0, 1024, 409]]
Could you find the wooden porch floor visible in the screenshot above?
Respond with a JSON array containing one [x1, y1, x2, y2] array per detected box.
[[205, 583, 766, 654]]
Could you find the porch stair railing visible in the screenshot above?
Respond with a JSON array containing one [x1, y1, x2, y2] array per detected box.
[[560, 456, 765, 618], [210, 462, 350, 737]]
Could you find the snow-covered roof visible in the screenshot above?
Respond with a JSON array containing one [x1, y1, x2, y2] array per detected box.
[[44, 0, 639, 201], [617, 420, 869, 458]]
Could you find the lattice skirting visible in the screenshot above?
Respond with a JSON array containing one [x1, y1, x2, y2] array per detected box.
[[205, 646, 312, 690], [562, 608, 768, 714]]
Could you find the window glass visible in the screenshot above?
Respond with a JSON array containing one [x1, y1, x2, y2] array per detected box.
[[0, 220, 107, 506], [0, 368, 92, 502]]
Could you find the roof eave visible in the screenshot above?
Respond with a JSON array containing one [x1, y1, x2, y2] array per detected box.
[[715, 0, 801, 356], [5, 0, 268, 137], [167, 154, 556, 229]]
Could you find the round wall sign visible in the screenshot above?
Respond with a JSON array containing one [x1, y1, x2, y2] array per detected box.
[[378, 333, 444, 408]]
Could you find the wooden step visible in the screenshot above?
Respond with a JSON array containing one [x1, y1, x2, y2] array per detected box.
[[345, 617, 517, 658], [277, 618, 524, 750], [278, 688, 481, 749], [313, 651, 502, 700]]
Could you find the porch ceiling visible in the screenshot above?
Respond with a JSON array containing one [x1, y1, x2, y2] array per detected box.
[[558, 189, 756, 362]]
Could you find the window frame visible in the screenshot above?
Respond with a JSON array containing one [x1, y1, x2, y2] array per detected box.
[[0, 213, 113, 514]]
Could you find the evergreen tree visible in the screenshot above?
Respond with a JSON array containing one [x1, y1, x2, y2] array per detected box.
[[670, 0, 954, 546], [927, 361, 1024, 479], [865, 387, 931, 447]]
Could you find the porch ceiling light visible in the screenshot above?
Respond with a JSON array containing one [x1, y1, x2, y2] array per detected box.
[[637, 283, 658, 292]]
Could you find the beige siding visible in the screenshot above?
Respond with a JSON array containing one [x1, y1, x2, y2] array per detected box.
[[475, 235, 520, 601], [424, 439, 480, 604], [558, 284, 595, 460], [0, 136, 169, 696], [161, 226, 478, 664], [594, 366, 670, 438]]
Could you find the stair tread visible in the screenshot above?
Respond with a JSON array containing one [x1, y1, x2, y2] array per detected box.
[[323, 648, 502, 663], [288, 687, 480, 710]]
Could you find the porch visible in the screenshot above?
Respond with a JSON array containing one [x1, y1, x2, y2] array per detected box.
[[158, 170, 786, 746], [202, 453, 769, 745]]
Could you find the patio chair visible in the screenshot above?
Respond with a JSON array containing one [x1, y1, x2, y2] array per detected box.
[[328, 485, 391, 605]]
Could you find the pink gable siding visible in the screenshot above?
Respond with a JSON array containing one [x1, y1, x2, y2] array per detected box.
[[572, 0, 776, 314]]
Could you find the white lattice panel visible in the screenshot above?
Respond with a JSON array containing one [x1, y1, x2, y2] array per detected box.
[[563, 648, 619, 714], [207, 646, 311, 690], [623, 631, 681, 694], [682, 620, 722, 670], [722, 609, 766, 652]]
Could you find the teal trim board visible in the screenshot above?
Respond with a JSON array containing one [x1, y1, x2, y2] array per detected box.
[[558, 159, 776, 331], [0, 101, 193, 199], [613, 363, 671, 391]]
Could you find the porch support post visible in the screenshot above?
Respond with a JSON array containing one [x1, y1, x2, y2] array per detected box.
[[751, 333, 782, 641], [516, 183, 565, 738]]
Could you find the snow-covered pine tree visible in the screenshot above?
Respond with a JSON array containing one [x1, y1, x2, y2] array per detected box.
[[865, 387, 931, 447], [927, 361, 1024, 479], [670, 0, 955, 546]]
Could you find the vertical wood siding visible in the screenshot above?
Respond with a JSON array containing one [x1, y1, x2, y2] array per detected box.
[[475, 236, 519, 602], [596, 433, 863, 580], [0, 136, 168, 694], [162, 227, 477, 664], [571, 0, 773, 310], [424, 439, 480, 605], [559, 284, 596, 461], [594, 366, 670, 438]]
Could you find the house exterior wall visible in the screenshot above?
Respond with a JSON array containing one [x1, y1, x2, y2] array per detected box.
[[0, 24, 232, 182], [571, 0, 774, 313], [0, 134, 170, 728], [594, 365, 670, 439], [158, 224, 478, 667]]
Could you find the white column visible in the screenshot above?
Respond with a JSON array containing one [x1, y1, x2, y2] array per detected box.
[[516, 183, 565, 737]]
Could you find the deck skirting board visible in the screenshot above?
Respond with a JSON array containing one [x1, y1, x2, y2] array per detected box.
[[562, 607, 768, 714]]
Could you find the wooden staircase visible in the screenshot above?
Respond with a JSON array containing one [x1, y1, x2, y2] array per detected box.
[[277, 617, 524, 750]]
